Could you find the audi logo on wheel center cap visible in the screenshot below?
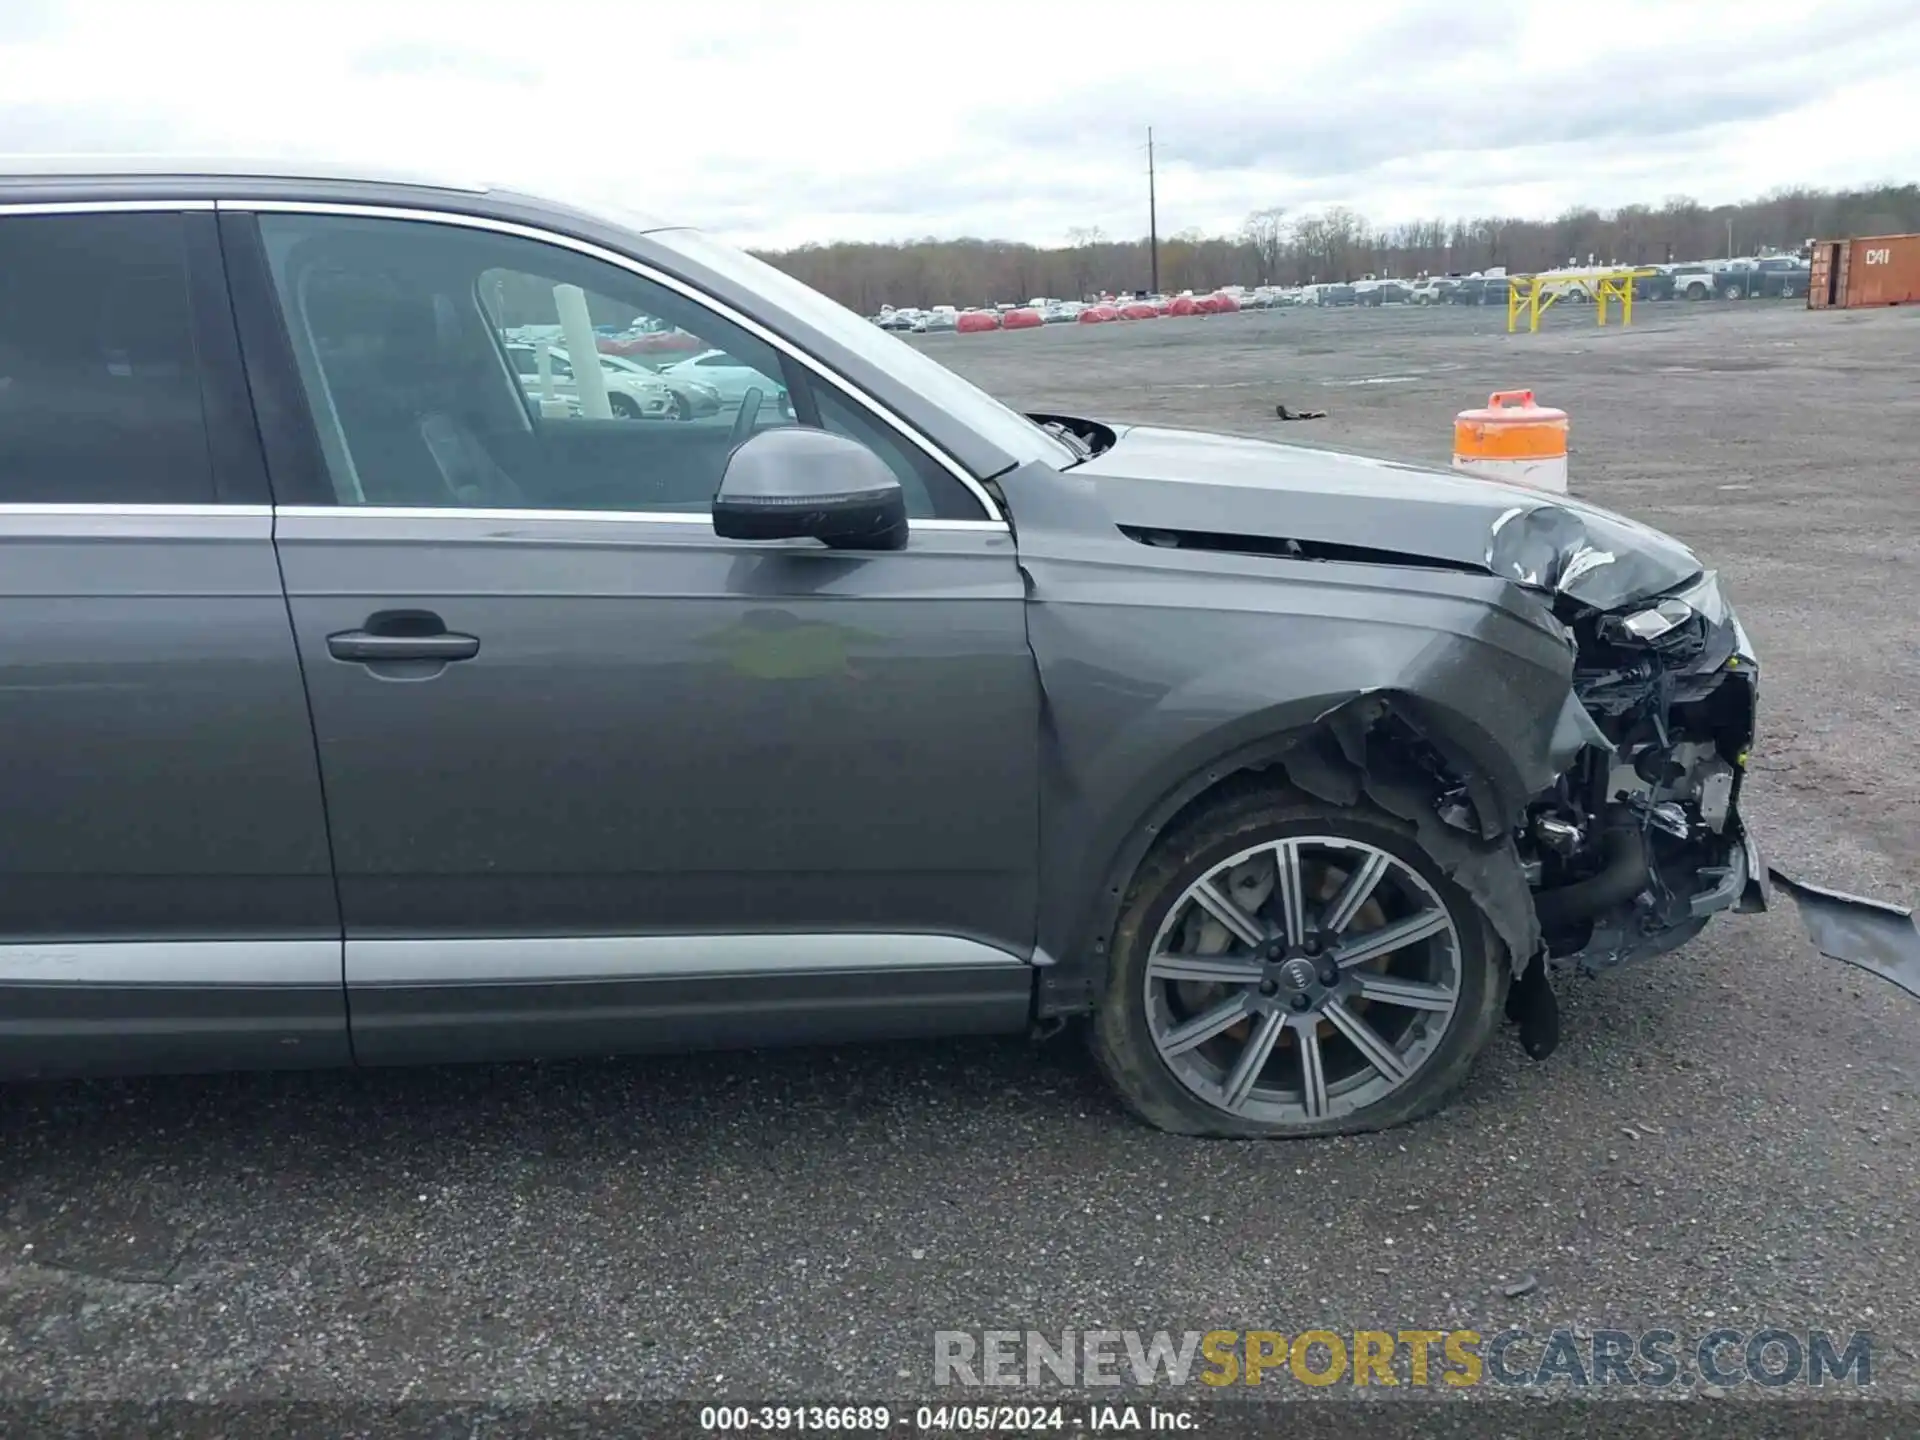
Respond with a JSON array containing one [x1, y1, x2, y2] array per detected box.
[[1280, 958, 1318, 992]]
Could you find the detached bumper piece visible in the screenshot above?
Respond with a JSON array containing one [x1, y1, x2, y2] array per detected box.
[[1768, 867, 1920, 1002]]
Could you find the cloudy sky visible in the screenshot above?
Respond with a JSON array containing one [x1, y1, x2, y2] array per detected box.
[[3, 0, 1916, 249]]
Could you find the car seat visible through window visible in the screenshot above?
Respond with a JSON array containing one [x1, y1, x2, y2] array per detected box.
[[301, 266, 526, 509]]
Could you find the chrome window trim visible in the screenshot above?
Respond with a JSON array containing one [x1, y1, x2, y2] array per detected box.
[[0, 502, 1002, 534], [0, 199, 217, 215], [348, 933, 1031, 986], [0, 502, 272, 518], [216, 198, 1008, 525], [0, 939, 339, 987], [273, 504, 1006, 534]]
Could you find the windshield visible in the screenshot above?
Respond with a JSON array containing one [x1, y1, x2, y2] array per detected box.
[[647, 228, 1077, 471]]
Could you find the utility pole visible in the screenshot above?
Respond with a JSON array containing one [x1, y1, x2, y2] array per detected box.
[[1147, 126, 1159, 296]]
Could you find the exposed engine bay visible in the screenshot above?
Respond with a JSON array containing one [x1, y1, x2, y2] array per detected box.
[[1522, 567, 1762, 976]]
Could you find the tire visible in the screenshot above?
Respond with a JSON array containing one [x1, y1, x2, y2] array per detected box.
[[1722, 283, 1745, 300], [671, 392, 691, 422], [608, 393, 640, 419], [1091, 786, 1507, 1139]]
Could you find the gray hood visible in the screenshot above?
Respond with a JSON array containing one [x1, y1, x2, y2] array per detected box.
[[1075, 424, 1701, 611]]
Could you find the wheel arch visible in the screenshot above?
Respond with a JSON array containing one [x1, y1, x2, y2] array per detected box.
[[1035, 690, 1538, 1019]]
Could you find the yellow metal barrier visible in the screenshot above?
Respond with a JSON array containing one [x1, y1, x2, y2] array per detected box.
[[1506, 269, 1658, 333]]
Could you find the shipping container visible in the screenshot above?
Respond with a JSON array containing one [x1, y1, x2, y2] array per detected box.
[[1808, 233, 1920, 309]]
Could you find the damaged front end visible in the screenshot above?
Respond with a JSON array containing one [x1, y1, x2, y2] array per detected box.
[[1056, 421, 1920, 1019], [1494, 502, 1920, 1010], [1505, 541, 1920, 1029], [1519, 565, 1763, 978]]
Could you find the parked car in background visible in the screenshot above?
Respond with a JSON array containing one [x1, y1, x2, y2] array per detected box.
[[602, 352, 722, 419], [1539, 272, 1595, 304], [506, 341, 678, 420], [921, 310, 958, 332], [1409, 278, 1458, 304], [659, 348, 794, 415], [1632, 266, 1676, 302], [1717, 257, 1810, 300], [1450, 276, 1511, 306], [1668, 263, 1717, 300], [598, 317, 704, 357], [1320, 283, 1357, 307]]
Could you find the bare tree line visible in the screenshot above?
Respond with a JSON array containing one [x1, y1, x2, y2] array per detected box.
[[751, 184, 1920, 312]]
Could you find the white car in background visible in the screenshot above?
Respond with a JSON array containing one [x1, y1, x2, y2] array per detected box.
[[599, 351, 722, 419], [661, 348, 794, 416], [505, 341, 677, 420]]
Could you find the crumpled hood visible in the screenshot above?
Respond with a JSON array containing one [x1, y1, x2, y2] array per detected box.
[[1076, 424, 1701, 611]]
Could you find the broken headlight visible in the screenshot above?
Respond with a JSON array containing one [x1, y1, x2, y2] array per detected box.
[[1601, 596, 1695, 645], [1598, 594, 1710, 662]]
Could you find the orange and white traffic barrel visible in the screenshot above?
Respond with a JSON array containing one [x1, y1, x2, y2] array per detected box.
[[1452, 390, 1569, 493]]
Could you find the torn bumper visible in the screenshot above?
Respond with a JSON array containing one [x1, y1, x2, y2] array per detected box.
[[1767, 865, 1920, 1001], [1722, 820, 1920, 1001]]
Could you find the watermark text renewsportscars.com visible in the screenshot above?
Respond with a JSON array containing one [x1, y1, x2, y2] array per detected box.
[[933, 1327, 1873, 1389]]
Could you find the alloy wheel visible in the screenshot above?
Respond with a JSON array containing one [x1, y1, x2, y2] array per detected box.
[[1142, 835, 1462, 1125]]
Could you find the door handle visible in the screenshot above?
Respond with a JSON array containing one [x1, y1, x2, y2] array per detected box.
[[327, 612, 480, 664], [327, 632, 480, 662]]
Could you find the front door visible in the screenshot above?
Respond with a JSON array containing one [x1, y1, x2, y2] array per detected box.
[[229, 207, 1040, 1063]]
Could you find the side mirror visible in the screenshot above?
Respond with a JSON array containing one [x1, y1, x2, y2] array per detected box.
[[713, 427, 908, 551]]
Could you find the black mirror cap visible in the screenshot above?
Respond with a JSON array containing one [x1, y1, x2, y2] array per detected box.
[[713, 427, 909, 551]]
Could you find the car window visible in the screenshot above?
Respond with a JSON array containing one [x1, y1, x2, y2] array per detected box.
[[258, 212, 982, 519], [0, 212, 217, 505]]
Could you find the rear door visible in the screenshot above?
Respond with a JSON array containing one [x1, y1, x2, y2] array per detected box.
[[0, 203, 342, 1076], [224, 205, 1040, 1065]]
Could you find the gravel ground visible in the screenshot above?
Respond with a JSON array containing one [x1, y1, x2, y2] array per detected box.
[[4, 299, 1919, 1419]]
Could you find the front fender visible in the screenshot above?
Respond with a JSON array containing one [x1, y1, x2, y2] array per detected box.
[[1019, 536, 1580, 1012]]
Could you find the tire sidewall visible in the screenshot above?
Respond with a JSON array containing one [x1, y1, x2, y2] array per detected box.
[[1094, 798, 1506, 1138]]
